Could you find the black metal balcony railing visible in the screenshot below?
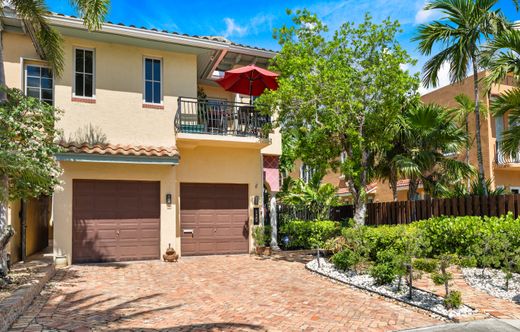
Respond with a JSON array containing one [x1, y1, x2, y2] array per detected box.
[[496, 141, 520, 164], [175, 97, 270, 139]]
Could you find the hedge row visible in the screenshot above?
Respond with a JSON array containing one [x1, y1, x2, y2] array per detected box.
[[279, 220, 340, 249], [280, 214, 520, 271]]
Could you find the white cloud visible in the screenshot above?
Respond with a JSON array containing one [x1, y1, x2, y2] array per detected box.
[[419, 62, 451, 95], [415, 1, 442, 24], [222, 18, 248, 38]]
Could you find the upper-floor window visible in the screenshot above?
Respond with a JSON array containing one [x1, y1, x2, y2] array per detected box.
[[144, 58, 162, 104], [25, 65, 53, 105], [300, 163, 315, 184], [74, 48, 95, 98]]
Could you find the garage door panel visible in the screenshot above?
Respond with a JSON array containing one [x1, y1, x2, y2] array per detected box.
[[73, 180, 160, 263], [180, 183, 249, 256]]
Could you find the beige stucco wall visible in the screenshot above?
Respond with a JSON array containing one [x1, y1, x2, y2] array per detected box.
[[176, 146, 263, 252], [3, 32, 41, 90], [54, 36, 197, 147], [494, 168, 520, 188], [53, 161, 177, 264]]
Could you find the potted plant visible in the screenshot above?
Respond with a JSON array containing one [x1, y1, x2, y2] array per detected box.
[[252, 226, 272, 256]]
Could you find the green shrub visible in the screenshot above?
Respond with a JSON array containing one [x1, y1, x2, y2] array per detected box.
[[413, 258, 438, 273], [459, 256, 478, 268], [370, 263, 397, 285], [252, 226, 271, 247], [331, 249, 360, 271], [280, 220, 340, 249], [443, 291, 463, 309]]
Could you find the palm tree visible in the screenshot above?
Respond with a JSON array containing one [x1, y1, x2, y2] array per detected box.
[[279, 175, 339, 220], [374, 109, 408, 202], [0, 0, 109, 275], [449, 94, 487, 189], [482, 29, 520, 156], [413, 0, 510, 196], [394, 103, 474, 200]]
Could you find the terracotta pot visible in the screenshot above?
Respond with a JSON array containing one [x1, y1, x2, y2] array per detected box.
[[255, 246, 265, 255], [263, 247, 272, 256]]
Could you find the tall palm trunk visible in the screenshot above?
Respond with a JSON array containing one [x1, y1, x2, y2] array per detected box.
[[0, 32, 13, 276], [472, 55, 488, 196], [390, 170, 398, 202], [465, 115, 471, 192]]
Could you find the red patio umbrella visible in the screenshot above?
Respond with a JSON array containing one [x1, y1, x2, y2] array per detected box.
[[216, 64, 279, 101]]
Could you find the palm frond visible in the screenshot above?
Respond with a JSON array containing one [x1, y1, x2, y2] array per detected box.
[[70, 0, 110, 31], [491, 87, 520, 116], [500, 125, 520, 156]]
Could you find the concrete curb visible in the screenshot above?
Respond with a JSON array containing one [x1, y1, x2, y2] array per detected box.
[[0, 263, 56, 332]]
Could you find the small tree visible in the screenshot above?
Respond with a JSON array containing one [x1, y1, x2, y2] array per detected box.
[[0, 88, 62, 276], [258, 11, 418, 226], [432, 253, 459, 297]]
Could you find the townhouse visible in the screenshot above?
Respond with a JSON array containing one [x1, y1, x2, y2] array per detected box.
[[3, 8, 281, 264]]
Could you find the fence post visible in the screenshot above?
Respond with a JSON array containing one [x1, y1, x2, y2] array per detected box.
[[489, 195, 497, 216], [451, 198, 458, 216], [498, 195, 505, 216], [473, 195, 481, 216], [507, 194, 515, 216], [480, 195, 488, 216]]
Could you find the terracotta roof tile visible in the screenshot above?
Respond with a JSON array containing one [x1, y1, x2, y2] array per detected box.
[[337, 182, 377, 195], [48, 11, 277, 54], [60, 143, 179, 158], [397, 179, 410, 187]]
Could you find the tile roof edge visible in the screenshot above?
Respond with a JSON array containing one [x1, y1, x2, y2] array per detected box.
[[46, 11, 278, 55]]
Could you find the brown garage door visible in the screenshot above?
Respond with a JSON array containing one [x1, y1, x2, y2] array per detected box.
[[73, 180, 160, 263], [180, 183, 249, 255]]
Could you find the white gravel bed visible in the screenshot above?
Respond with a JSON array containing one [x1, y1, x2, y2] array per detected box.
[[462, 267, 520, 303], [307, 258, 476, 319]]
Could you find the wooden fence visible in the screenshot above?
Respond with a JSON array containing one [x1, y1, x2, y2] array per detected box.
[[366, 194, 520, 226]]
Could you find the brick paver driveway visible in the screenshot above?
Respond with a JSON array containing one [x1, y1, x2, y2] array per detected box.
[[11, 254, 439, 331]]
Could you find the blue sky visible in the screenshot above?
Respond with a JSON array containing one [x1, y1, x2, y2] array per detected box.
[[46, 0, 520, 92]]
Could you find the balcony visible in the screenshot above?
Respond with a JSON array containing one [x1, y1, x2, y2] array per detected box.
[[496, 141, 520, 166], [175, 97, 270, 140]]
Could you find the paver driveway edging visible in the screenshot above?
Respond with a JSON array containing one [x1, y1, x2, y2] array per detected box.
[[0, 262, 55, 332]]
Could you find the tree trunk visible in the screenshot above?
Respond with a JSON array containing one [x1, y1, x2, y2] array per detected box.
[[465, 115, 471, 192], [353, 192, 366, 227], [472, 55, 488, 196], [390, 171, 398, 202], [0, 175, 13, 276], [408, 178, 418, 201]]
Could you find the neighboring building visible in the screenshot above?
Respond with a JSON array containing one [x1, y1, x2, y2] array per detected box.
[[422, 72, 517, 194], [3, 8, 281, 264], [290, 72, 516, 203]]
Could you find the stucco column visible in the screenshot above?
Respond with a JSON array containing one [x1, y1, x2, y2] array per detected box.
[[269, 195, 280, 250]]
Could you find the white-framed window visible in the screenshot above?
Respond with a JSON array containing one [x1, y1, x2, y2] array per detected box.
[[25, 64, 53, 105], [300, 163, 315, 184], [143, 57, 162, 104], [74, 48, 95, 98], [510, 186, 520, 194]]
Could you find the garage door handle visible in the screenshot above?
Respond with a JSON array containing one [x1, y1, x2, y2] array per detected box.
[[183, 229, 194, 234]]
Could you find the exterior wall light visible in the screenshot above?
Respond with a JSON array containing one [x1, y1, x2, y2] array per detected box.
[[166, 193, 172, 205]]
